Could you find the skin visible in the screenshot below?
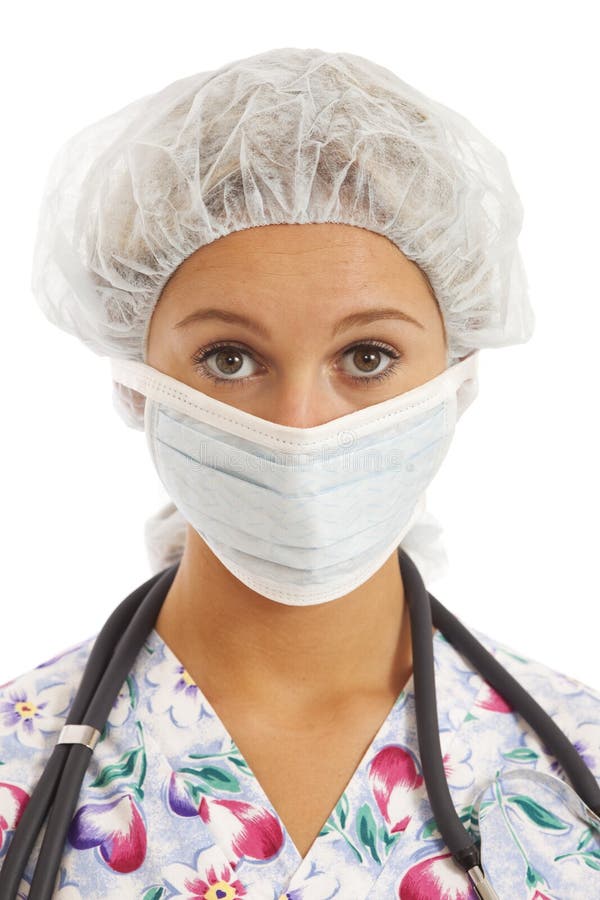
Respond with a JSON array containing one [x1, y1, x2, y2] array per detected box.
[[146, 222, 448, 734]]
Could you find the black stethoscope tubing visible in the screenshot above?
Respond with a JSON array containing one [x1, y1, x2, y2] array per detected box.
[[1, 549, 598, 899], [401, 549, 600, 898], [0, 564, 179, 899]]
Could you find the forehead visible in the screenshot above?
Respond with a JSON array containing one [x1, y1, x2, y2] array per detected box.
[[164, 223, 436, 310]]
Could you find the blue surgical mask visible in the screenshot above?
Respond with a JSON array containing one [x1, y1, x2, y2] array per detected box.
[[110, 351, 478, 606]]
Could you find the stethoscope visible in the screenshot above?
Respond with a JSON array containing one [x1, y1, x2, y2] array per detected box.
[[1, 550, 599, 899]]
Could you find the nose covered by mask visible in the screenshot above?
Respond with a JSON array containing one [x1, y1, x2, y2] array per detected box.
[[110, 352, 479, 606]]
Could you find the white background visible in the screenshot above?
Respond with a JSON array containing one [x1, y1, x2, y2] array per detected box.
[[1, 0, 598, 689]]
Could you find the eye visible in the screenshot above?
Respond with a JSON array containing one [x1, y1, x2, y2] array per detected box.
[[191, 342, 262, 383], [191, 340, 403, 386], [338, 341, 403, 384]]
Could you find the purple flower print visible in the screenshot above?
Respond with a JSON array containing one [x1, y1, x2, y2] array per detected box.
[[67, 792, 147, 873], [0, 681, 70, 749], [168, 769, 200, 817]]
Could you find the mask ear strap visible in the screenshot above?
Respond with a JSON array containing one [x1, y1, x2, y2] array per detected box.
[[454, 351, 479, 420]]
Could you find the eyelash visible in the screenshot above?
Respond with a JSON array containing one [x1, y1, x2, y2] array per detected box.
[[190, 340, 403, 387]]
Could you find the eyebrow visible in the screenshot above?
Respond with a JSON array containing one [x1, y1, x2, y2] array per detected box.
[[174, 305, 425, 338]]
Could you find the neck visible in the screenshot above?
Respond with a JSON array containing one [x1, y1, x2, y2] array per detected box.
[[154, 526, 417, 719]]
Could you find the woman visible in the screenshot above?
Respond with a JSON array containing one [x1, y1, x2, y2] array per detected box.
[[1, 47, 599, 899]]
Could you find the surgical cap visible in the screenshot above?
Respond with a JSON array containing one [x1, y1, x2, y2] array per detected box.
[[30, 47, 535, 580]]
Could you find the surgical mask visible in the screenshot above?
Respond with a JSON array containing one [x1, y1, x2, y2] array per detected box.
[[110, 351, 479, 606]]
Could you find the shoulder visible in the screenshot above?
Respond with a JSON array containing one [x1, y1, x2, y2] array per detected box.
[[0, 633, 97, 752], [468, 623, 600, 706], [0, 635, 97, 845], [465, 623, 600, 779]]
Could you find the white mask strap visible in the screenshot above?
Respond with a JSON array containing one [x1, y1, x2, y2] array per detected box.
[[110, 350, 479, 451]]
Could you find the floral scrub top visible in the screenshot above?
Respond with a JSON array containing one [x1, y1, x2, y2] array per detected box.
[[1, 614, 599, 899]]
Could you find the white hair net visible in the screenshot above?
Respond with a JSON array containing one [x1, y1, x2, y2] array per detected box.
[[30, 47, 534, 583]]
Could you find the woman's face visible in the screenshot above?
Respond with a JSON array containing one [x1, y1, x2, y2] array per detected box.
[[146, 222, 448, 425]]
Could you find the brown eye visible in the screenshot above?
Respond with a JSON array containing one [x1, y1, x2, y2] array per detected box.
[[191, 342, 261, 383], [213, 348, 244, 375], [352, 347, 382, 373], [339, 342, 401, 381]]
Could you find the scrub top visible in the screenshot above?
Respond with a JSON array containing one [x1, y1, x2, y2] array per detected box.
[[1, 615, 599, 899]]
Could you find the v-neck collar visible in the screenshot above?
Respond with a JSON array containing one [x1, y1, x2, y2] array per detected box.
[[135, 623, 486, 898]]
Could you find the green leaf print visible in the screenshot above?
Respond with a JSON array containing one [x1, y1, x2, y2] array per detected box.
[[188, 781, 208, 804], [422, 803, 490, 841], [555, 849, 600, 870], [126, 674, 138, 709], [142, 887, 165, 899], [501, 747, 539, 763], [500, 649, 529, 664], [357, 803, 381, 864], [421, 815, 439, 840], [577, 826, 598, 851], [178, 765, 241, 792], [321, 798, 363, 862], [468, 799, 495, 828], [89, 746, 143, 789], [525, 862, 545, 888], [581, 851, 600, 871], [379, 824, 401, 854], [188, 741, 252, 778], [493, 777, 551, 893], [226, 754, 253, 776], [335, 792, 349, 829], [507, 793, 570, 832]]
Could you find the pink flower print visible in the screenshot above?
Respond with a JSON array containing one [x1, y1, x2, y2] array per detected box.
[[0, 680, 70, 749], [368, 744, 424, 833], [0, 781, 30, 851], [398, 851, 479, 899], [162, 846, 249, 899], [474, 682, 513, 714], [199, 796, 285, 862], [67, 792, 147, 873]]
